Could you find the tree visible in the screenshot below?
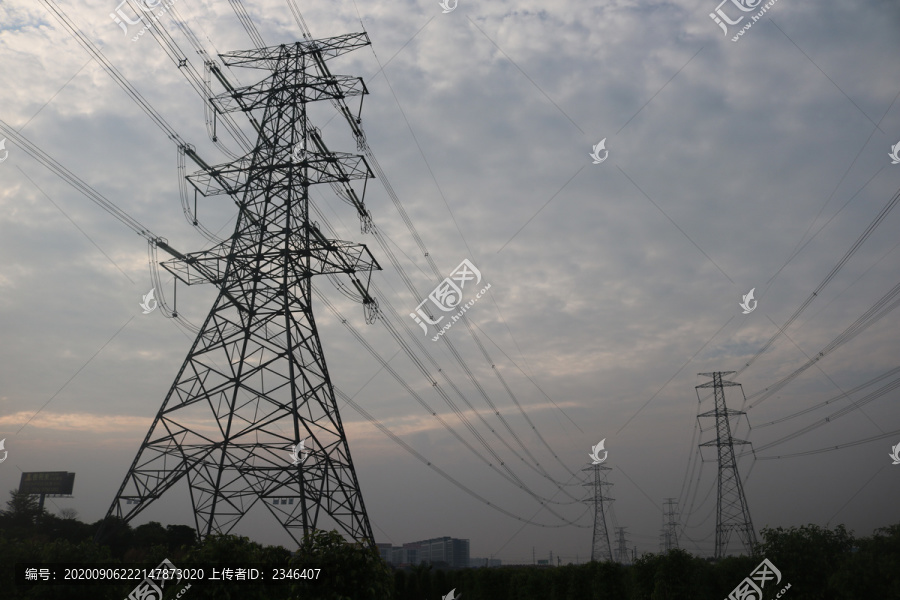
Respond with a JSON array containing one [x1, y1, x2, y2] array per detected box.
[[59, 508, 78, 520], [165, 524, 198, 551], [91, 516, 133, 558], [756, 524, 854, 600], [1, 488, 43, 528], [649, 549, 700, 600], [289, 530, 393, 600], [829, 524, 900, 599], [133, 521, 168, 549]]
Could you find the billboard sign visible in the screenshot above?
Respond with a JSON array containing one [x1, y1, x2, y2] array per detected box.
[[19, 472, 75, 495]]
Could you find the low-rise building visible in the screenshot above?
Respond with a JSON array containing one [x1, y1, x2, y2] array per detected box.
[[379, 536, 470, 568]]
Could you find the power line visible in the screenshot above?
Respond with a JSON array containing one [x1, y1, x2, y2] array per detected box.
[[334, 386, 590, 528], [746, 277, 900, 410], [755, 366, 900, 429], [736, 185, 900, 381], [753, 427, 900, 461]]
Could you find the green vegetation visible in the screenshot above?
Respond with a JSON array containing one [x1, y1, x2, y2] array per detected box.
[[1, 488, 898, 599]]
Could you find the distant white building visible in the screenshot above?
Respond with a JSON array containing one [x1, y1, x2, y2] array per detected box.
[[376, 542, 392, 564], [379, 536, 470, 568]]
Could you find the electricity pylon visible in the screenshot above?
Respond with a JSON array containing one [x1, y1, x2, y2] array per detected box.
[[697, 372, 757, 558], [660, 497, 679, 552], [614, 527, 630, 564], [100, 34, 380, 546], [583, 463, 614, 562]]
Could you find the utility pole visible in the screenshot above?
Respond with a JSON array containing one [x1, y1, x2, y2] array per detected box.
[[583, 463, 614, 562], [99, 34, 380, 546], [697, 372, 757, 558], [660, 497, 680, 552]]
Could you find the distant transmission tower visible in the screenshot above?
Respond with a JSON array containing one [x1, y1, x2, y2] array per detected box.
[[614, 527, 630, 564], [697, 372, 757, 558], [583, 463, 614, 562], [660, 497, 679, 552], [99, 34, 380, 546]]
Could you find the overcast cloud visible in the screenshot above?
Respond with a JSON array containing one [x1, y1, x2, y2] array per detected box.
[[1, 0, 899, 563]]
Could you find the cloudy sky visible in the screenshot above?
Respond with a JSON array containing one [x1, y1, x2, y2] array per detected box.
[[1, 0, 899, 565]]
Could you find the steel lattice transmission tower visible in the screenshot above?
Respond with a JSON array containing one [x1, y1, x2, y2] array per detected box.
[[583, 463, 614, 562], [660, 497, 679, 552], [614, 527, 630, 564], [697, 372, 757, 558], [100, 34, 381, 546]]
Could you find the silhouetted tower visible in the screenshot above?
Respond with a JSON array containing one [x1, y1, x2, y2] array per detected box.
[[697, 372, 757, 558], [583, 463, 614, 562], [614, 527, 630, 564], [100, 33, 381, 546], [660, 497, 680, 552]]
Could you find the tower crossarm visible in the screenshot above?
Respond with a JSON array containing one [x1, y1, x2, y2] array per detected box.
[[698, 407, 746, 418], [184, 157, 252, 197], [308, 230, 381, 316], [699, 438, 751, 447], [309, 237, 380, 276], [210, 75, 367, 114], [697, 372, 739, 388], [696, 380, 740, 388], [158, 229, 380, 316], [154, 239, 242, 307], [219, 33, 371, 67], [184, 152, 371, 197], [159, 247, 230, 286]]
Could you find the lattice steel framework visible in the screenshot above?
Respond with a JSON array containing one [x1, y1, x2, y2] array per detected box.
[[583, 464, 614, 562], [614, 527, 630, 564], [101, 34, 380, 546], [660, 497, 679, 552], [697, 372, 757, 558]]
